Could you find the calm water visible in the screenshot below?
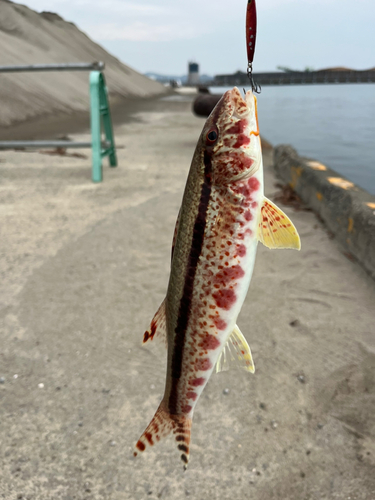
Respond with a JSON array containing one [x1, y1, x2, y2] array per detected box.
[[210, 84, 375, 195]]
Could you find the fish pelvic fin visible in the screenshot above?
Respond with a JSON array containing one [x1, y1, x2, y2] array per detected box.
[[257, 197, 301, 250], [134, 400, 192, 468], [143, 298, 167, 347], [215, 324, 255, 374]]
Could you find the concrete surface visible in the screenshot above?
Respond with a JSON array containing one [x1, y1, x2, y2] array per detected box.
[[1, 96, 375, 500], [274, 145, 375, 281]]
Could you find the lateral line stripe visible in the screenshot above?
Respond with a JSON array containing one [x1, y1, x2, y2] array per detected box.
[[168, 152, 212, 414]]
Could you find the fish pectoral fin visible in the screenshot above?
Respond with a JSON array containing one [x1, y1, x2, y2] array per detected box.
[[257, 197, 301, 250], [143, 298, 167, 348], [215, 325, 255, 374]]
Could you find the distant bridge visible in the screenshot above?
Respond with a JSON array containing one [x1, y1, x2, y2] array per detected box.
[[213, 70, 375, 86]]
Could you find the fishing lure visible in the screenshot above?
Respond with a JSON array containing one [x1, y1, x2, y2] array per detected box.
[[246, 0, 261, 93]]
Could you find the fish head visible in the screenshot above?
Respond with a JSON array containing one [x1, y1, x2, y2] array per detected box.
[[200, 87, 261, 185]]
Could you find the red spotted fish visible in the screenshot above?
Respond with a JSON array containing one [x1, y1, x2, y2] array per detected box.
[[134, 87, 300, 466]]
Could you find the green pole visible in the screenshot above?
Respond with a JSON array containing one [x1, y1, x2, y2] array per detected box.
[[90, 71, 103, 182], [99, 74, 117, 168]]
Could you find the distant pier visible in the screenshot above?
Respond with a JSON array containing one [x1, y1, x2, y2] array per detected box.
[[214, 69, 375, 86]]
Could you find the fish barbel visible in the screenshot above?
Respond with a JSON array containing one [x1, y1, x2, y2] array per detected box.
[[134, 87, 300, 466]]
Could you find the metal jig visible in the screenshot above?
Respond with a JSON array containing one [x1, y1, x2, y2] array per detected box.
[[246, 0, 261, 93]]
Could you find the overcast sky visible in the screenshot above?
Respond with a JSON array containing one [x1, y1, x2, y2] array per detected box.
[[15, 0, 375, 76]]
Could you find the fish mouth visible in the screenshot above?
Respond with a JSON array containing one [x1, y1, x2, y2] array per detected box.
[[228, 87, 251, 118], [227, 87, 258, 133]]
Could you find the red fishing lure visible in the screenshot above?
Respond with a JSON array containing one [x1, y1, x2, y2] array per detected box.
[[246, 0, 260, 92], [246, 0, 257, 65]]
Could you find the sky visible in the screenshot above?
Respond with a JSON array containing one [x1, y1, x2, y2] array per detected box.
[[14, 0, 375, 76]]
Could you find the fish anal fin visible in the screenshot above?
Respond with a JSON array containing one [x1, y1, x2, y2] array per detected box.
[[257, 197, 301, 250], [134, 400, 192, 468], [143, 298, 167, 347], [215, 325, 255, 374]]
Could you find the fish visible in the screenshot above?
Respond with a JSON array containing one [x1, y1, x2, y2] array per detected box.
[[134, 87, 301, 467]]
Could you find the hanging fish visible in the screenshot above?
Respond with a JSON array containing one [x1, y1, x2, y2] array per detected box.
[[134, 87, 300, 467]]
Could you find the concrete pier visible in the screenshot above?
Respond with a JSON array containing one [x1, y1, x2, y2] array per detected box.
[[274, 145, 375, 279], [1, 96, 374, 499]]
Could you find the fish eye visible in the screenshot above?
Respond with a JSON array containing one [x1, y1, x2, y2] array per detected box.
[[206, 129, 218, 144]]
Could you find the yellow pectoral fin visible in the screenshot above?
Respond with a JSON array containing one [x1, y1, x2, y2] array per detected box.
[[257, 197, 301, 250]]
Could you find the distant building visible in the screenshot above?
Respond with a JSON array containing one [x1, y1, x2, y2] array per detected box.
[[187, 62, 200, 86]]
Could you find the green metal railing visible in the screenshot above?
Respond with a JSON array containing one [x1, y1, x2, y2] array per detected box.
[[89, 71, 117, 182], [0, 62, 117, 182]]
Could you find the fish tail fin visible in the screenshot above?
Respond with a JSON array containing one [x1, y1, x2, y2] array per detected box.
[[172, 413, 192, 468], [134, 400, 192, 468]]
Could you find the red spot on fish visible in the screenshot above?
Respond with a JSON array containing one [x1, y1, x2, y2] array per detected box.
[[227, 119, 247, 135], [213, 317, 227, 330], [249, 177, 260, 191], [199, 333, 221, 350], [244, 211, 253, 221], [234, 183, 251, 197], [186, 391, 198, 401], [145, 432, 154, 445], [214, 265, 245, 285], [191, 377, 206, 387], [251, 201, 258, 208], [136, 441, 146, 452], [143, 321, 157, 343], [216, 152, 254, 182], [237, 244, 246, 257], [234, 134, 250, 149], [182, 404, 192, 414], [213, 289, 237, 310], [196, 358, 212, 371]]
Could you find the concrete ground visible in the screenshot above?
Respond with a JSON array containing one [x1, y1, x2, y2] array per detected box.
[[0, 95, 374, 500]]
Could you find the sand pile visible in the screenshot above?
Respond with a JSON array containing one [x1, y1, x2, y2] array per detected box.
[[0, 0, 166, 127]]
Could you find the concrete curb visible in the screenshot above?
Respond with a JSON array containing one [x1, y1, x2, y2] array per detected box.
[[274, 145, 375, 279]]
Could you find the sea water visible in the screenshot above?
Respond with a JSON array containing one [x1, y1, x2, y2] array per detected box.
[[209, 84, 375, 195]]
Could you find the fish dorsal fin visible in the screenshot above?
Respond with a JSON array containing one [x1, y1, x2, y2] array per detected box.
[[215, 325, 255, 374], [257, 197, 301, 250], [143, 298, 167, 348]]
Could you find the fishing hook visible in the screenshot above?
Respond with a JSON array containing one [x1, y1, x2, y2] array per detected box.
[[247, 62, 261, 94]]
